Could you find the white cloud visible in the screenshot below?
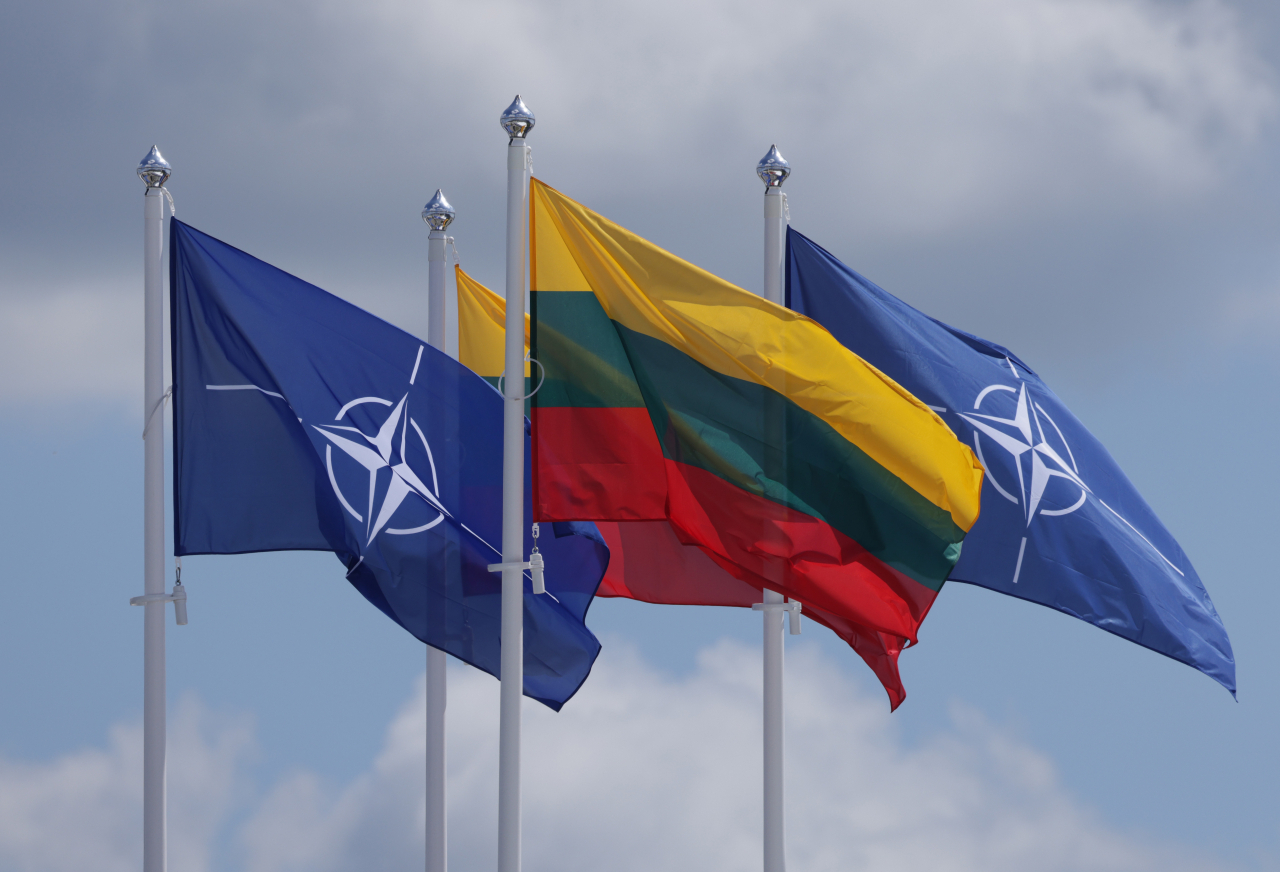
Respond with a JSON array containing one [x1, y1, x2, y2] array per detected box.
[[0, 696, 253, 872], [0, 641, 1229, 872]]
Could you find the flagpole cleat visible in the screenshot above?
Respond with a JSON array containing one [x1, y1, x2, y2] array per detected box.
[[422, 189, 455, 231], [528, 551, 545, 595], [171, 582, 188, 625], [487, 557, 548, 594], [756, 144, 790, 188], [137, 145, 171, 188], [500, 95, 535, 140], [130, 584, 189, 625], [752, 597, 802, 634]]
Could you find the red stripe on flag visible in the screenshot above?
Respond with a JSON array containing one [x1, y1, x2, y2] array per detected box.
[[532, 406, 667, 521], [596, 517, 915, 709], [534, 405, 931, 709], [595, 520, 759, 605], [661, 458, 938, 643]]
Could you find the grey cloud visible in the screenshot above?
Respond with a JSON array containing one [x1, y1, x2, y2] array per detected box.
[[1, 0, 1277, 401]]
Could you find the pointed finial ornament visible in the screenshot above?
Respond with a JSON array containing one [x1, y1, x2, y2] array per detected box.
[[422, 189, 456, 231], [500, 95, 535, 140], [756, 144, 790, 188], [137, 145, 171, 188]]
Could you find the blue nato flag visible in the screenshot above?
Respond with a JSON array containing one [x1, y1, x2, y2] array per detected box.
[[786, 228, 1235, 695], [169, 219, 608, 710]]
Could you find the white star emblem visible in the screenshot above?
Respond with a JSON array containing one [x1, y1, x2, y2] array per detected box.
[[206, 346, 532, 575], [313, 353, 451, 545], [959, 381, 1089, 527], [915, 359, 1186, 585]]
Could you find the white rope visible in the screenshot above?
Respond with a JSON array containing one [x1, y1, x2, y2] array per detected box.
[[496, 353, 546, 400], [163, 188, 176, 217], [142, 385, 173, 439]]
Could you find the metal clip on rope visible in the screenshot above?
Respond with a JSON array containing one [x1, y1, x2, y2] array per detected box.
[[529, 523, 544, 593]]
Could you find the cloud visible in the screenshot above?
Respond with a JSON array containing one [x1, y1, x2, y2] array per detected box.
[[0, 696, 253, 872], [413, 0, 1274, 232], [0, 641, 1230, 872], [69, 0, 1268, 240], [1, 0, 1274, 407]]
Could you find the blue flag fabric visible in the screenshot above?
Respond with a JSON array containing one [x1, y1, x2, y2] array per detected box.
[[170, 219, 607, 710], [786, 228, 1235, 695]]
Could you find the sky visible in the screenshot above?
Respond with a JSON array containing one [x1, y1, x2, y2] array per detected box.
[[0, 0, 1278, 869]]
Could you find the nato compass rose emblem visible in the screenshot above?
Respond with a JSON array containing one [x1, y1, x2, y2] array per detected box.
[[312, 347, 451, 546], [954, 360, 1089, 584]]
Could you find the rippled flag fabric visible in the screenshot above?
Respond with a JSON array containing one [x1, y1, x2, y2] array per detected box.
[[455, 262, 769, 646], [786, 228, 1235, 695], [169, 219, 608, 710], [527, 179, 986, 708], [455, 264, 533, 408]]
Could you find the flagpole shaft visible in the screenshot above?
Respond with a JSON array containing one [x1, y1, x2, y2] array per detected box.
[[142, 185, 168, 872], [428, 231, 448, 350], [426, 227, 449, 872], [763, 188, 785, 305], [499, 137, 530, 872], [425, 646, 447, 872], [762, 184, 787, 872], [762, 588, 785, 872]]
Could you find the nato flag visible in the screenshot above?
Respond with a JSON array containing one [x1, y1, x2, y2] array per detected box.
[[786, 228, 1235, 695], [170, 219, 607, 710]]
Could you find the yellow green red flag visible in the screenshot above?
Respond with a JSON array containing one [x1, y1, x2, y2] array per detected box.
[[528, 178, 984, 707]]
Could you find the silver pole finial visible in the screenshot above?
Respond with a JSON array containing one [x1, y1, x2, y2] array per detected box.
[[757, 144, 790, 188], [500, 95, 536, 140], [137, 145, 171, 188], [422, 189, 456, 231]]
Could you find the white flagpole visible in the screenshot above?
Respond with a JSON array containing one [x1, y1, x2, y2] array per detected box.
[[498, 95, 534, 872], [136, 145, 172, 872], [757, 144, 792, 872], [422, 189, 456, 872]]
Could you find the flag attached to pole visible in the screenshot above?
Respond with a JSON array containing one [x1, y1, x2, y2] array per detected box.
[[525, 179, 985, 707], [169, 219, 608, 710], [786, 228, 1235, 694], [456, 263, 765, 608]]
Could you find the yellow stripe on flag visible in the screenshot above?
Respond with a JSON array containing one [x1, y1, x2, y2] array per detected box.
[[456, 265, 529, 378]]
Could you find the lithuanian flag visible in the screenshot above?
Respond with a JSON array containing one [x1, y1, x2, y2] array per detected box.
[[456, 262, 777, 623], [527, 179, 985, 706], [459, 181, 986, 706]]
